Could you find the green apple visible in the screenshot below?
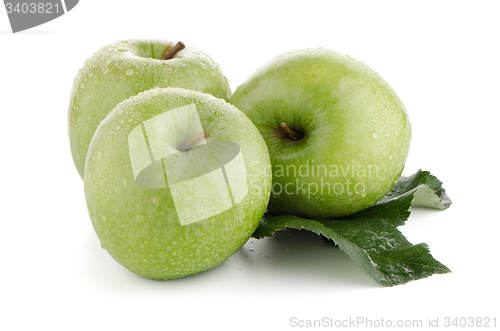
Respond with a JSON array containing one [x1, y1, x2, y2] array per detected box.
[[230, 48, 411, 218], [84, 87, 271, 280], [69, 39, 231, 179]]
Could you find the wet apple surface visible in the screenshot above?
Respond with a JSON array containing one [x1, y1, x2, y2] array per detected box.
[[84, 88, 272, 279], [69, 39, 231, 179], [231, 48, 411, 218]]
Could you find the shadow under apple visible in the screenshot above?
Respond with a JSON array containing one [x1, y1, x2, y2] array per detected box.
[[230, 229, 378, 288]]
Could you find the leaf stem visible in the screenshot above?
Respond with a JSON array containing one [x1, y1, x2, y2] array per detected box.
[[280, 123, 302, 140], [180, 132, 209, 151], [161, 41, 185, 60]]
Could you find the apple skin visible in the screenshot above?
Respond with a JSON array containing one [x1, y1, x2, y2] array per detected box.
[[230, 48, 411, 218], [69, 39, 231, 179], [84, 87, 271, 280]]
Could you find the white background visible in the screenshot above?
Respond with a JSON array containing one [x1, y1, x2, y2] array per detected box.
[[1, 1, 499, 330]]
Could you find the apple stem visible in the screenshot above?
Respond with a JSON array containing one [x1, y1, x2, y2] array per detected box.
[[180, 132, 209, 151], [280, 123, 301, 140], [161, 41, 186, 60]]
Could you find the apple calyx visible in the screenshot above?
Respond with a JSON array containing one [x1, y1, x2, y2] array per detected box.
[[161, 41, 186, 60], [280, 123, 303, 141], [179, 132, 210, 151]]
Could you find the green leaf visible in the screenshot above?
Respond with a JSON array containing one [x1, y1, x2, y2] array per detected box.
[[253, 170, 452, 286], [344, 190, 414, 227], [378, 170, 452, 210]]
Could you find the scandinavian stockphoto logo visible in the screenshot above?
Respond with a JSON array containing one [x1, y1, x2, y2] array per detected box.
[[128, 104, 248, 226], [4, 0, 79, 33]]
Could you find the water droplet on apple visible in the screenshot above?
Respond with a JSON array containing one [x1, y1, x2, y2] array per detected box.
[[134, 214, 145, 223], [117, 48, 128, 52], [389, 154, 393, 160], [192, 69, 199, 77], [152, 197, 160, 207], [372, 118, 377, 123], [393, 130, 400, 137], [96, 150, 103, 160], [115, 125, 121, 130], [126, 69, 134, 76], [372, 132, 379, 139]]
